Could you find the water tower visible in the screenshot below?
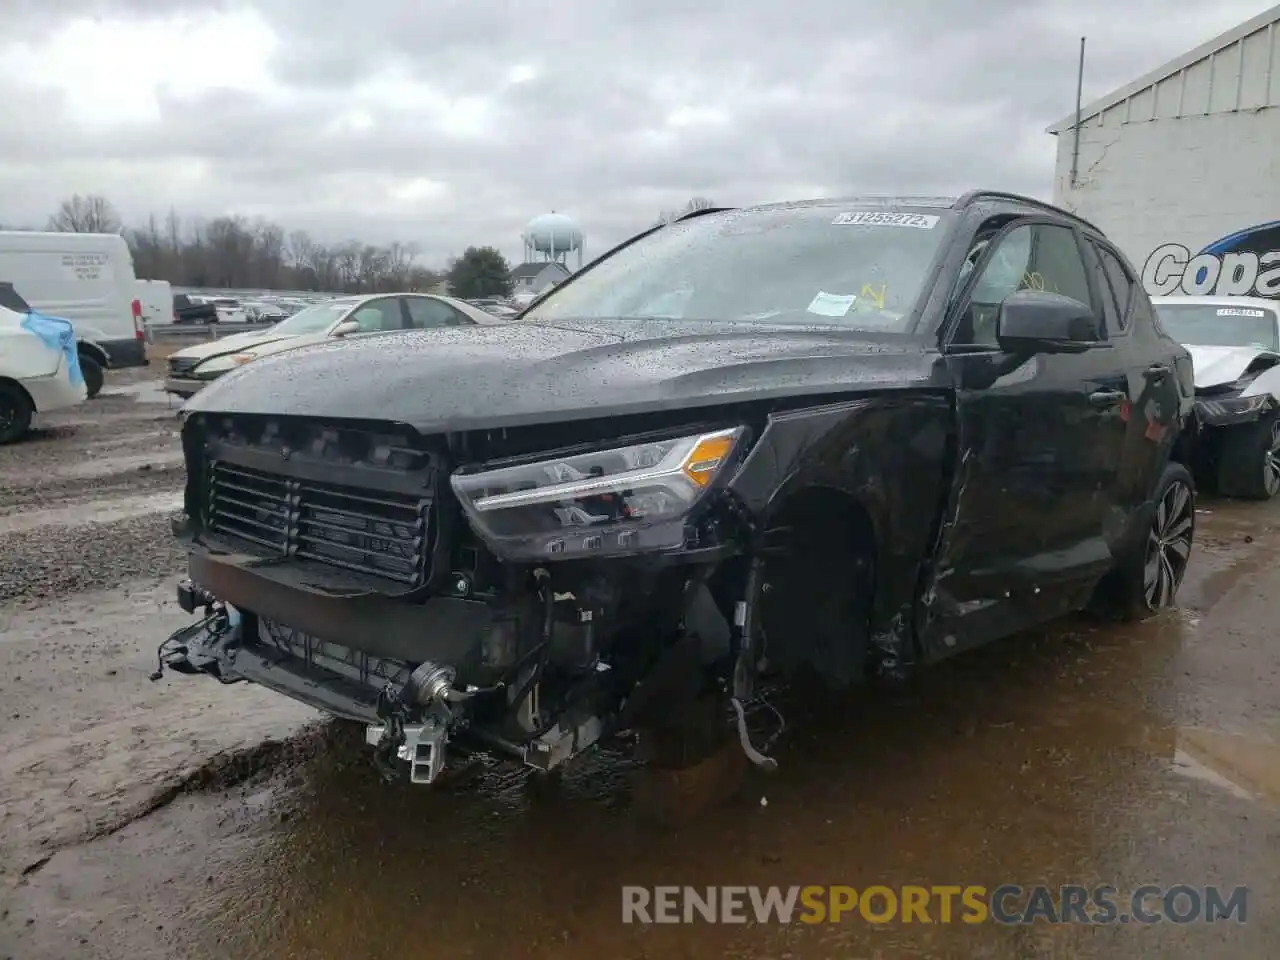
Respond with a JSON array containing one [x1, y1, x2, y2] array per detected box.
[[522, 212, 584, 270]]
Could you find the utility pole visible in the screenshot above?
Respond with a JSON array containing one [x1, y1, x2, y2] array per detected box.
[[1070, 36, 1087, 188]]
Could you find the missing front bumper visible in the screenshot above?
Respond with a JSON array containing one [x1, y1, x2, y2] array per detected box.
[[156, 580, 608, 784]]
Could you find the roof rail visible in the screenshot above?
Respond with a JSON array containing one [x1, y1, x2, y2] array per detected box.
[[954, 190, 1104, 235]]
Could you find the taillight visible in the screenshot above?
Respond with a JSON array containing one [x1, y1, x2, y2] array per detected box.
[[132, 298, 144, 340]]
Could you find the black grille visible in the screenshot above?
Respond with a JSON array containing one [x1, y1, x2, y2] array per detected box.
[[207, 462, 432, 585], [169, 356, 200, 376]]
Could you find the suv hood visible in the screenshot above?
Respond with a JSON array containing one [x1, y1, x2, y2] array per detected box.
[[184, 318, 943, 433], [1187, 344, 1279, 389]]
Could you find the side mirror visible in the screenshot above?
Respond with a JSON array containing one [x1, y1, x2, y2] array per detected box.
[[332, 319, 360, 338], [997, 289, 1099, 354]]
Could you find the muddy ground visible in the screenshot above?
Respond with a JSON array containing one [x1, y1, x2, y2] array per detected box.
[[1, 369, 1277, 959]]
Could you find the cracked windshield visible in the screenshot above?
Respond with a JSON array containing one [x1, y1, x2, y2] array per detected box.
[[2, 2, 1278, 959]]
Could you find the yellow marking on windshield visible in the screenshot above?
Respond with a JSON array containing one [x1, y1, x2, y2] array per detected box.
[[860, 283, 888, 309]]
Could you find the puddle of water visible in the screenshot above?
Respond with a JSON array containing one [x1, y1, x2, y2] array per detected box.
[[0, 490, 183, 534], [1171, 749, 1254, 800], [1173, 727, 1280, 806]]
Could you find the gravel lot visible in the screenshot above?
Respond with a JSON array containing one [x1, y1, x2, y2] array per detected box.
[[0, 375, 186, 607], [0, 366, 1277, 960]]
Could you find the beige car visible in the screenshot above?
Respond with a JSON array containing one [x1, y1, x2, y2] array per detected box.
[[163, 293, 500, 398]]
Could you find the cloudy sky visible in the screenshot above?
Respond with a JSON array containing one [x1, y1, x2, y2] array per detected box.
[[0, 0, 1271, 268]]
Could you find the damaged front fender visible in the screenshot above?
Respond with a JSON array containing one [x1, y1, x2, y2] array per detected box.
[[726, 392, 954, 681]]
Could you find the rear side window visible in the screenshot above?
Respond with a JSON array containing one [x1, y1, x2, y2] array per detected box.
[[406, 297, 470, 328], [349, 298, 405, 333], [1096, 246, 1135, 331]]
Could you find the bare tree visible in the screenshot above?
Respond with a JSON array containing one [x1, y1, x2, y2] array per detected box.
[[63, 195, 448, 294], [126, 214, 166, 278], [253, 220, 285, 288], [48, 193, 123, 233], [165, 208, 182, 255], [286, 230, 316, 271], [656, 196, 718, 226]]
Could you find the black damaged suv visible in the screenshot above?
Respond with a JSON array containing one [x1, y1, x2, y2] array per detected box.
[[157, 191, 1197, 787]]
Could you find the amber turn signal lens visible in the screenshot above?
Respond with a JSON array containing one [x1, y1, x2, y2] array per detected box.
[[682, 433, 736, 487]]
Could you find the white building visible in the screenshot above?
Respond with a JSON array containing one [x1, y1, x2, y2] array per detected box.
[[508, 261, 570, 295], [1049, 5, 1280, 301]]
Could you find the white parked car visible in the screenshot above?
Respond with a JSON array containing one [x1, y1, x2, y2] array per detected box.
[[1152, 294, 1280, 499], [163, 292, 502, 398], [0, 304, 87, 444]]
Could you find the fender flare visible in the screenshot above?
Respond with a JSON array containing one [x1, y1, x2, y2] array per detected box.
[[76, 337, 111, 369]]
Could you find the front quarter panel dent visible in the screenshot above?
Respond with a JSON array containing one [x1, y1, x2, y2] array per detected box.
[[728, 394, 952, 666]]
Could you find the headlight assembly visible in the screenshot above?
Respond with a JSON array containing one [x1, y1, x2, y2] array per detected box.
[[450, 426, 747, 560], [1195, 391, 1273, 422], [195, 353, 257, 376]]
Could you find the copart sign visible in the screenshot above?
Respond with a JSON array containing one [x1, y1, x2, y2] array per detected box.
[[1142, 221, 1280, 298]]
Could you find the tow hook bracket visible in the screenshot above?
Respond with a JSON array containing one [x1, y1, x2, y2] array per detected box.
[[176, 578, 215, 615], [365, 721, 448, 784]]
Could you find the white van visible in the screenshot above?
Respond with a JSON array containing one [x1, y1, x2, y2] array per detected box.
[[134, 278, 174, 326], [0, 231, 147, 398]]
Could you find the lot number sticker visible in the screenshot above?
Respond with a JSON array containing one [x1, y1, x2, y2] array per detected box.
[[832, 211, 939, 229], [1217, 308, 1267, 317]]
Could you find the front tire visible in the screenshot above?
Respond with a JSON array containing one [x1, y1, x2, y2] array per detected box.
[[1102, 461, 1195, 622], [0, 382, 34, 445], [1217, 408, 1280, 500], [79, 353, 105, 400]]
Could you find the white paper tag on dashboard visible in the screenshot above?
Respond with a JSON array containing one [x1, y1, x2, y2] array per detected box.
[[806, 291, 857, 317]]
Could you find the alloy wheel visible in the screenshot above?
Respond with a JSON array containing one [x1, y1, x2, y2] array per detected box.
[[0, 396, 15, 434], [1143, 479, 1193, 609], [1264, 418, 1280, 497]]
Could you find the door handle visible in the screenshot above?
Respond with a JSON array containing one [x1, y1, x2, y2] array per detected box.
[[1089, 389, 1126, 407], [1144, 363, 1170, 381]]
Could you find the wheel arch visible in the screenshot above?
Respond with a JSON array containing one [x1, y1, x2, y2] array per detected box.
[[77, 338, 110, 369], [726, 395, 954, 683], [0, 375, 36, 406], [753, 482, 881, 687]]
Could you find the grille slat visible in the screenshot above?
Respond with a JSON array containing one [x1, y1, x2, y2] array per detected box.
[[206, 459, 433, 587], [208, 463, 292, 552]]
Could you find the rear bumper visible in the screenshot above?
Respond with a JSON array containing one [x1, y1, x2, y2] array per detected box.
[[101, 337, 147, 368]]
